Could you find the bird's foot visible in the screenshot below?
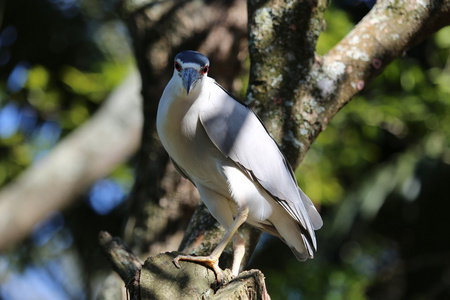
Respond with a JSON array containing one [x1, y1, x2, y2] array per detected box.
[[173, 254, 224, 284]]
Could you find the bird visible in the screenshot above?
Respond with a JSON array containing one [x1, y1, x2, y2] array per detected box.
[[156, 50, 323, 283]]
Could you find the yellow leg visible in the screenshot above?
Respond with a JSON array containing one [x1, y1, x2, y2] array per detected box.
[[174, 205, 249, 283]]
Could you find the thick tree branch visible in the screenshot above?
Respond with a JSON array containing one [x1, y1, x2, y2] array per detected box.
[[248, 0, 450, 167], [99, 231, 142, 300], [247, 0, 328, 166], [140, 252, 270, 299], [0, 70, 142, 251], [314, 0, 450, 149], [99, 232, 270, 299]]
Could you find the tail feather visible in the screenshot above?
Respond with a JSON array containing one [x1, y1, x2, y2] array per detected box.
[[259, 188, 322, 262], [282, 189, 322, 260], [298, 188, 323, 230], [270, 207, 316, 261]]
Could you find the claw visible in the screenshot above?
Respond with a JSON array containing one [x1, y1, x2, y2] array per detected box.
[[173, 257, 182, 269], [171, 206, 249, 285], [173, 254, 224, 284]]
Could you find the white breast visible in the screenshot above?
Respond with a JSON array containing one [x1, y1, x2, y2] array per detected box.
[[157, 77, 228, 192]]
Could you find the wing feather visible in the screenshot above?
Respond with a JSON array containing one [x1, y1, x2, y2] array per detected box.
[[170, 157, 195, 186], [199, 80, 322, 251]]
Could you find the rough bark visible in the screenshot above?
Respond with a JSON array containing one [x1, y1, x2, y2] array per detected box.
[[140, 252, 269, 300], [248, 0, 450, 167], [99, 232, 271, 299], [103, 0, 450, 298], [0, 70, 142, 251], [99, 231, 142, 300]]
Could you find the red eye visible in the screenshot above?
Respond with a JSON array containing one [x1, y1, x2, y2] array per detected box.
[[202, 66, 209, 75], [174, 62, 181, 71]]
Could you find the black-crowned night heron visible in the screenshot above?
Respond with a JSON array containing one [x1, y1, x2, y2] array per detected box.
[[156, 50, 323, 283]]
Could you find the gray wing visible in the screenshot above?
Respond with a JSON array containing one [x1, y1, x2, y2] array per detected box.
[[170, 157, 195, 186], [199, 81, 322, 249]]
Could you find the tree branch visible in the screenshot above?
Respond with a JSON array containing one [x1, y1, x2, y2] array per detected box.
[[248, 0, 450, 167], [99, 232, 271, 299], [0, 70, 142, 251], [315, 0, 450, 145], [247, 0, 328, 166], [98, 231, 142, 300], [140, 252, 270, 300]]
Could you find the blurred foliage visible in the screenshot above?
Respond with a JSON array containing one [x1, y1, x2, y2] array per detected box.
[[0, 0, 135, 299], [0, 0, 132, 187]]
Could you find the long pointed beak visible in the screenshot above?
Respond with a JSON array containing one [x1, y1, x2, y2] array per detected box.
[[182, 68, 200, 95]]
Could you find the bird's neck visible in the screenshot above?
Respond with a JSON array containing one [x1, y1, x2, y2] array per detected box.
[[157, 78, 208, 127]]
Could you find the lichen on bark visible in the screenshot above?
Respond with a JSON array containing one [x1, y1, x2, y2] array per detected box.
[[247, 0, 327, 166]]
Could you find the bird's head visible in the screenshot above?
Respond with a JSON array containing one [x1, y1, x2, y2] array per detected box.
[[173, 50, 210, 96]]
